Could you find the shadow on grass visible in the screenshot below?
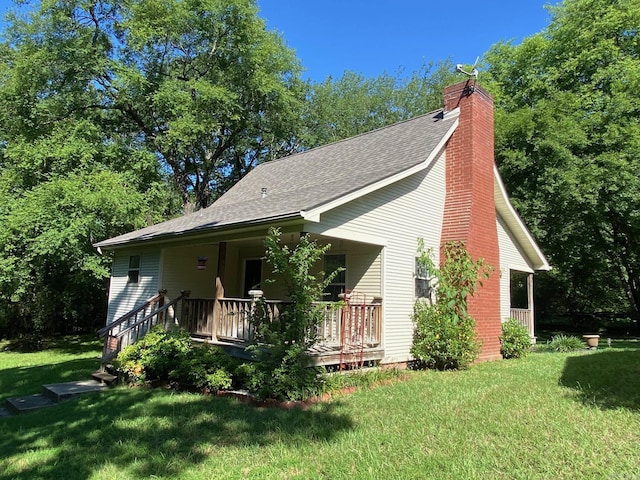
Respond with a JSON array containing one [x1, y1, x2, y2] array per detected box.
[[0, 387, 354, 479], [559, 348, 640, 410], [1, 334, 102, 354], [0, 357, 102, 401]]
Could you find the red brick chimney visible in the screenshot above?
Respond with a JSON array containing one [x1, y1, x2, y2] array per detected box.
[[441, 80, 502, 361]]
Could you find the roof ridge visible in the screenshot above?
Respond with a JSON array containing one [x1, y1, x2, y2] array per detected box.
[[261, 107, 445, 167]]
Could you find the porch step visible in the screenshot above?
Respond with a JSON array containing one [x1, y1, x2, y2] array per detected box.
[[5, 394, 57, 415], [91, 371, 118, 385], [42, 380, 109, 403], [3, 378, 113, 417]]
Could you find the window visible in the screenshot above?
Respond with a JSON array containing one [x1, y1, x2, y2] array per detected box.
[[128, 255, 140, 284], [324, 254, 346, 301], [415, 257, 430, 298]]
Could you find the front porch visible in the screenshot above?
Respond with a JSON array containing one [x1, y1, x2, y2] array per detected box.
[[99, 290, 384, 368]]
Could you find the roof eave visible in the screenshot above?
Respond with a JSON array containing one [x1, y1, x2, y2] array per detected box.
[[494, 165, 551, 271], [93, 211, 305, 250], [301, 114, 460, 221]]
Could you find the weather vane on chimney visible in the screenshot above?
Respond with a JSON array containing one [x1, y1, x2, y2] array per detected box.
[[455, 57, 479, 92]]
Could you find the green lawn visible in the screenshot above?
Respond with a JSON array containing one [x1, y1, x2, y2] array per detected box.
[[1, 339, 639, 479]]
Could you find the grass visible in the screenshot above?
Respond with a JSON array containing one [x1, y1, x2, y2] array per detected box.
[[0, 335, 103, 403], [1, 339, 640, 479]]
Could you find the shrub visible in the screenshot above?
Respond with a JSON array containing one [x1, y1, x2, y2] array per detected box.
[[500, 318, 531, 359], [247, 227, 337, 401], [544, 334, 585, 352], [116, 326, 191, 384], [116, 326, 233, 390], [411, 240, 488, 370], [169, 345, 233, 391]]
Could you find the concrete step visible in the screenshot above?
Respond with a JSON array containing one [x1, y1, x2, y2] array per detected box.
[[42, 379, 109, 403], [6, 394, 56, 415], [91, 371, 118, 385]]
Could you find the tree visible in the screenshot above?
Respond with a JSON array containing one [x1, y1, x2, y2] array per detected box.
[[485, 0, 640, 315], [0, 171, 151, 337], [411, 240, 487, 370], [0, 0, 305, 209], [0, 0, 305, 338], [301, 61, 459, 148]]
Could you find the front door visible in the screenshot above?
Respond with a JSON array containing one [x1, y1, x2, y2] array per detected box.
[[243, 259, 262, 297]]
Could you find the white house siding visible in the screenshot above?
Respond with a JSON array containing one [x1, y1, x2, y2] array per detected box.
[[159, 244, 218, 301], [106, 248, 161, 324], [348, 246, 382, 300], [496, 215, 534, 322], [312, 151, 446, 363]]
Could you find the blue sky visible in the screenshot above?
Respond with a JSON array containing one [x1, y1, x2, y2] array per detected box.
[[0, 0, 559, 82], [257, 1, 559, 81]]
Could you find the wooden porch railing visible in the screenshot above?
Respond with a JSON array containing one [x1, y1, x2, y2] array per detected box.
[[316, 302, 382, 348], [98, 290, 189, 362], [182, 297, 286, 342], [181, 297, 382, 348], [510, 308, 533, 333]]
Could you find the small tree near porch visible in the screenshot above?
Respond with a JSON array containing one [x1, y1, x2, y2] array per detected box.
[[248, 228, 341, 401], [411, 240, 490, 370]]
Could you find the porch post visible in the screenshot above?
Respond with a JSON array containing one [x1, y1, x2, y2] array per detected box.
[[213, 242, 227, 341], [527, 273, 535, 340]]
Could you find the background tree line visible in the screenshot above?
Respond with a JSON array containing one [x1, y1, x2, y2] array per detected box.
[[0, 0, 637, 339]]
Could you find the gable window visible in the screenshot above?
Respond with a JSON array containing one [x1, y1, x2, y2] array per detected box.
[[415, 257, 431, 299], [128, 255, 140, 284], [324, 254, 346, 302]]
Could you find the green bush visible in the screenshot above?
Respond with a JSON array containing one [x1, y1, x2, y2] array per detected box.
[[246, 227, 337, 401], [543, 334, 586, 352], [168, 345, 233, 391], [500, 318, 531, 359], [116, 326, 191, 384], [411, 240, 487, 370], [411, 300, 480, 370], [116, 326, 233, 390]]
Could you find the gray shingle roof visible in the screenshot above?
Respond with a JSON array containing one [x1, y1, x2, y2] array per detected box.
[[96, 109, 456, 248]]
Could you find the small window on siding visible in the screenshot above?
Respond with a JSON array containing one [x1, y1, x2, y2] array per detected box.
[[128, 255, 140, 284], [415, 257, 430, 299], [324, 254, 346, 302]]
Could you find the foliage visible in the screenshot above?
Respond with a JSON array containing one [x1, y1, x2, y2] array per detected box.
[[0, 0, 305, 210], [247, 227, 339, 401], [541, 334, 586, 353], [411, 240, 488, 370], [500, 318, 531, 359], [115, 326, 233, 391], [485, 0, 640, 315], [0, 171, 152, 338], [301, 61, 459, 148]]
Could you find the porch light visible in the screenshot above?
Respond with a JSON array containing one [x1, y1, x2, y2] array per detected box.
[[197, 256, 208, 270]]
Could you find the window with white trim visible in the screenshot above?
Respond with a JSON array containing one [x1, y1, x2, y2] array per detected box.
[[324, 254, 346, 301], [128, 255, 141, 284], [415, 257, 431, 299]]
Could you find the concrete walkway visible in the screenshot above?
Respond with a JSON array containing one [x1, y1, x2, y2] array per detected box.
[[2, 372, 117, 417]]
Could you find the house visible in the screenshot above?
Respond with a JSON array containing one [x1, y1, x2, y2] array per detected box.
[[95, 80, 550, 366]]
